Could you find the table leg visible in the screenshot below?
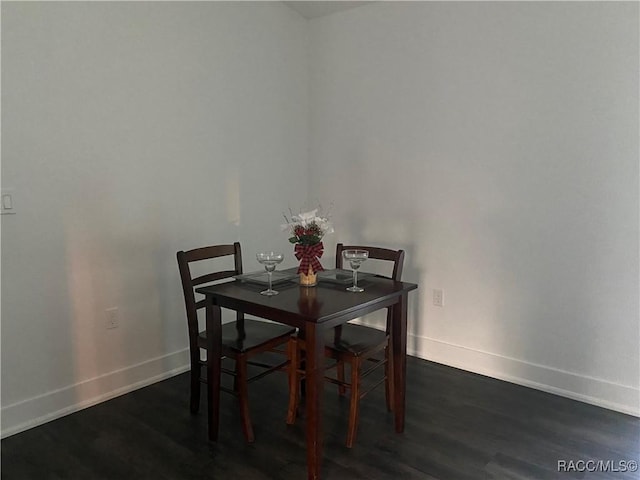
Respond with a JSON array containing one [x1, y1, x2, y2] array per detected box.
[[297, 329, 306, 397], [305, 324, 324, 480], [391, 293, 408, 433], [206, 300, 222, 441]]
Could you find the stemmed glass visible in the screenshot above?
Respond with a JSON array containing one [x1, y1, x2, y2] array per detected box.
[[256, 252, 284, 296], [343, 249, 369, 292]]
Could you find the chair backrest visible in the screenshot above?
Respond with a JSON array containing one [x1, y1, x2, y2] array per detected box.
[[177, 243, 244, 347], [335, 243, 405, 281], [335, 243, 405, 335]]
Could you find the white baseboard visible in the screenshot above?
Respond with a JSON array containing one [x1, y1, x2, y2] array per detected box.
[[409, 334, 640, 417], [1, 349, 191, 438], [3, 336, 638, 439]]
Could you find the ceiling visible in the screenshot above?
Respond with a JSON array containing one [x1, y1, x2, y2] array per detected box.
[[284, 1, 371, 19]]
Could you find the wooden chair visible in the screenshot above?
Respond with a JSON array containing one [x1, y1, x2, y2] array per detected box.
[[287, 243, 405, 448], [177, 243, 295, 443]]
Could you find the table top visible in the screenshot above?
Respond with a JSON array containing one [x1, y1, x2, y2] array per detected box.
[[196, 274, 417, 329]]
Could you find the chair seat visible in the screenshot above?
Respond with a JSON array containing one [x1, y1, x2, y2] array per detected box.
[[198, 319, 296, 354], [326, 323, 388, 356]]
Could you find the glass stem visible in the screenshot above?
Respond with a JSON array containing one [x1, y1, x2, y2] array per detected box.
[[268, 271, 273, 292], [353, 269, 358, 289]]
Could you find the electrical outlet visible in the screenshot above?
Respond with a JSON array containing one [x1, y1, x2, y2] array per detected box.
[[1, 189, 16, 215], [105, 307, 119, 329], [433, 289, 444, 307]]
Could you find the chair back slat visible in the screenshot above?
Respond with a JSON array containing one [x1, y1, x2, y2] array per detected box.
[[182, 244, 237, 263], [194, 299, 208, 310], [192, 270, 238, 287]]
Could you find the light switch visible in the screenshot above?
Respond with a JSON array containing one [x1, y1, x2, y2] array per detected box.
[[1, 190, 16, 215]]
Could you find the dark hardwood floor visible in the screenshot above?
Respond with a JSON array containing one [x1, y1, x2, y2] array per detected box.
[[2, 357, 639, 479]]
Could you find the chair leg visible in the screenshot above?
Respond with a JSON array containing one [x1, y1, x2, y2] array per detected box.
[[236, 354, 255, 443], [346, 357, 361, 448], [287, 337, 299, 425], [384, 345, 394, 412], [336, 360, 347, 396], [190, 357, 201, 414]]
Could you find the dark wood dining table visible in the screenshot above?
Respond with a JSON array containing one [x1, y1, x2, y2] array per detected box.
[[196, 271, 418, 480]]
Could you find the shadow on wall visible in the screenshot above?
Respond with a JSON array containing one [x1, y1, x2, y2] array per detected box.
[[170, 166, 245, 346], [337, 210, 423, 352], [64, 179, 166, 404]]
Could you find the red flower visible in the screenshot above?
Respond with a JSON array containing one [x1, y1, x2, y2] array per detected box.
[[305, 223, 322, 237]]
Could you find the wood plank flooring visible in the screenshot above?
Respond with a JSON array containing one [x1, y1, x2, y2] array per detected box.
[[2, 357, 639, 479]]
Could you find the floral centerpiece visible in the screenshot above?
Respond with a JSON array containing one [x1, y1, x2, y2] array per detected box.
[[282, 207, 334, 286]]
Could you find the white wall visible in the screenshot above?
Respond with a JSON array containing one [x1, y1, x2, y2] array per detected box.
[[2, 1, 638, 438], [308, 2, 639, 415], [1, 1, 308, 436]]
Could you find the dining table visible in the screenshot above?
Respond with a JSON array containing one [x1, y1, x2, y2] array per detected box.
[[196, 269, 418, 480]]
